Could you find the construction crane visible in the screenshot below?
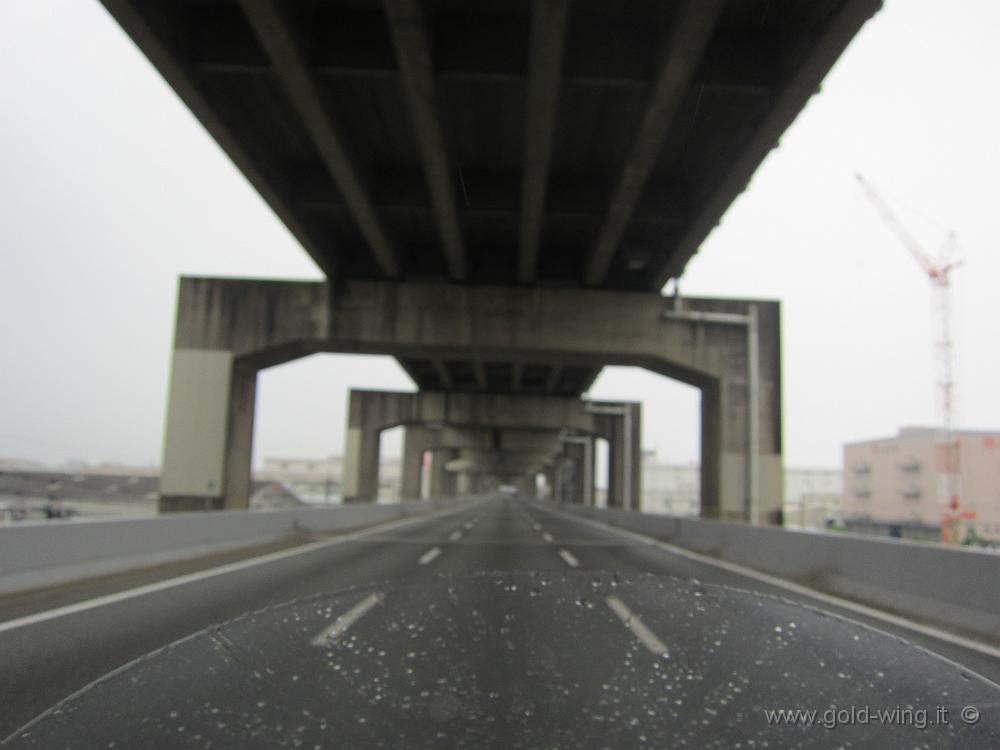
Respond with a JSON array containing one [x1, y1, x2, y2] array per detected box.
[[854, 174, 973, 544]]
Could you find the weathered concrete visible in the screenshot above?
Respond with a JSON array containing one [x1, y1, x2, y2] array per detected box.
[[161, 277, 781, 520], [400, 426, 563, 500], [341, 389, 638, 504]]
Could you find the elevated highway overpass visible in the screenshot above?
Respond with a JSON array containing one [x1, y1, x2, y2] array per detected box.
[[93, 0, 882, 520], [9, 1, 997, 746]]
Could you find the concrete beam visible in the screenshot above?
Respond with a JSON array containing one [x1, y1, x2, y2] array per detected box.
[[240, 0, 401, 278], [583, 0, 725, 286], [518, 0, 570, 283], [383, 0, 467, 280]]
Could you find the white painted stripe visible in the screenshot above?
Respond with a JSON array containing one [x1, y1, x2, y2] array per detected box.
[[558, 549, 579, 568], [463, 522, 473, 530], [0, 504, 478, 635], [418, 546, 441, 565], [606, 595, 669, 657], [448, 530, 462, 542], [539, 505, 1000, 662], [310, 592, 383, 647], [542, 531, 554, 543], [533, 523, 541, 531]]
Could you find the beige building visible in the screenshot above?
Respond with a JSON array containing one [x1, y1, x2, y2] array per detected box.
[[843, 427, 1000, 542]]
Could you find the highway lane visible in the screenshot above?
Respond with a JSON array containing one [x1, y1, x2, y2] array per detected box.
[[0, 501, 488, 738], [3, 496, 1000, 746], [523, 501, 1000, 683]]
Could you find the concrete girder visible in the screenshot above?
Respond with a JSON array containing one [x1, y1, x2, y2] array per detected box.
[[383, 0, 467, 281], [583, 0, 726, 286], [240, 0, 401, 279], [161, 277, 780, 521], [518, 0, 570, 283]]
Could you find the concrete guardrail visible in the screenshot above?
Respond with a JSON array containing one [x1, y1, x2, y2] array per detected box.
[[0, 498, 468, 597], [548, 503, 1000, 646]]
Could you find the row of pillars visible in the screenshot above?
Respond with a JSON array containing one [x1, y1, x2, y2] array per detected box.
[[342, 390, 642, 508]]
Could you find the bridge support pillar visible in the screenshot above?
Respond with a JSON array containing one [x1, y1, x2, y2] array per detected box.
[[601, 403, 642, 510], [429, 448, 458, 498], [159, 351, 257, 512], [400, 425, 432, 500]]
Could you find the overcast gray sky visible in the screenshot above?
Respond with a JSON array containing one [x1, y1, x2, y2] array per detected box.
[[1, 0, 998, 471]]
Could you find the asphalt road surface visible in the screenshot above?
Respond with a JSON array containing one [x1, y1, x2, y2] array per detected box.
[[2, 496, 998, 747]]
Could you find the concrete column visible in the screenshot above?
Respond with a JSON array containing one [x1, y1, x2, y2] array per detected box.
[[562, 443, 584, 504], [559, 434, 594, 505], [701, 376, 783, 523], [159, 350, 258, 512], [429, 448, 458, 498], [400, 425, 432, 500], [599, 404, 641, 510], [342, 392, 382, 503], [456, 471, 474, 496], [222, 363, 258, 510]]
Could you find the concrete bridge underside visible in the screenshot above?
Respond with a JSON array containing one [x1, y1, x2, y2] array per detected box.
[[91, 1, 882, 526]]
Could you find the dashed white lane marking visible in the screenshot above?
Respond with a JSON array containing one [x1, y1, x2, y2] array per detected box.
[[418, 546, 442, 565], [0, 504, 480, 636], [533, 523, 541, 531], [537, 504, 1000, 663], [310, 592, 383, 647], [558, 549, 579, 568], [606, 595, 669, 658], [541, 531, 554, 543], [448, 530, 462, 542], [463, 522, 473, 530]]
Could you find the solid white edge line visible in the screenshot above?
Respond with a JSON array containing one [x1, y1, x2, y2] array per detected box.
[[418, 546, 442, 565], [558, 549, 579, 568], [606, 594, 669, 657], [536, 504, 1000, 662], [542, 531, 554, 543], [310, 592, 383, 647], [0, 502, 481, 635]]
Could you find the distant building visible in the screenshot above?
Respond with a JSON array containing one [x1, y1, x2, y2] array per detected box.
[[258, 455, 401, 502], [842, 427, 1000, 542], [783, 468, 843, 529], [259, 456, 344, 481], [639, 453, 841, 529]]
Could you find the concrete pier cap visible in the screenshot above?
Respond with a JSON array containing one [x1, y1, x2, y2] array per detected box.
[[159, 277, 782, 522]]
